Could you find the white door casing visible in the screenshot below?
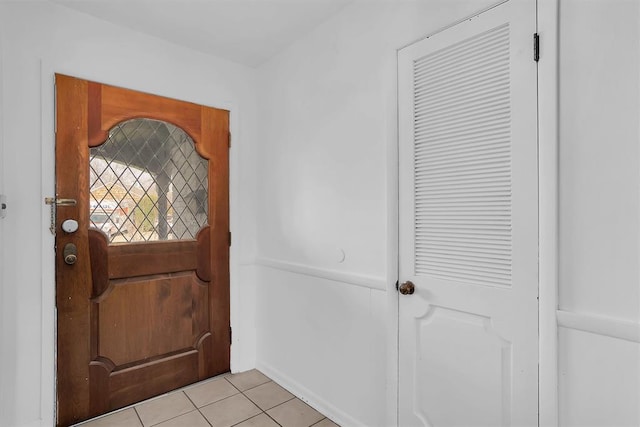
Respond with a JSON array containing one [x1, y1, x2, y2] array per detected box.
[[398, 1, 538, 426]]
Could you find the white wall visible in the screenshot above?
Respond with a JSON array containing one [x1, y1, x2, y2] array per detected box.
[[255, 0, 640, 425], [0, 3, 258, 426], [253, 2, 498, 426], [4, 0, 640, 426], [559, 0, 640, 425]]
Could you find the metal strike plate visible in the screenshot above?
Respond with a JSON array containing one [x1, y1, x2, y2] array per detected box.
[[45, 197, 77, 207], [45, 197, 77, 234]]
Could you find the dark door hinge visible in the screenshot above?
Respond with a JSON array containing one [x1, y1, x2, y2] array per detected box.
[[228, 132, 231, 148], [228, 231, 232, 246], [229, 326, 232, 345], [533, 33, 540, 62]]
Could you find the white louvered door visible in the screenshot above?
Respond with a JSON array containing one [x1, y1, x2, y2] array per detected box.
[[398, 1, 538, 425]]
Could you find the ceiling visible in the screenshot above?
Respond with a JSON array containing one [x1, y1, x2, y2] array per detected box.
[[51, 0, 353, 67]]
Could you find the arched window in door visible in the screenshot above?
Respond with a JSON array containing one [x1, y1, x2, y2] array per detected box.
[[89, 118, 208, 242]]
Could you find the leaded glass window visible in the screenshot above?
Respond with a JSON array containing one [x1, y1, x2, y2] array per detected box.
[[89, 118, 208, 243]]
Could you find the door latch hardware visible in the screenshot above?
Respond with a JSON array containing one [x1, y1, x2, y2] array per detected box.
[[45, 197, 77, 207], [398, 281, 415, 295], [45, 197, 77, 235], [63, 243, 78, 265]]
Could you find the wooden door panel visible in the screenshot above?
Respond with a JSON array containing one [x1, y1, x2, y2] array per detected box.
[[105, 237, 203, 279], [88, 82, 204, 148], [89, 349, 200, 414], [56, 74, 230, 426], [95, 272, 208, 365]]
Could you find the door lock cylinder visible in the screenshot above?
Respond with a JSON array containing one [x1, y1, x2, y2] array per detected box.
[[63, 243, 78, 265]]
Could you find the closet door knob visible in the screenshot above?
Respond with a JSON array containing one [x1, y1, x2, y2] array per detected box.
[[398, 281, 415, 295]]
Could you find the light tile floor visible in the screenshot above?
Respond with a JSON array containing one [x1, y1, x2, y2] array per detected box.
[[75, 370, 339, 427]]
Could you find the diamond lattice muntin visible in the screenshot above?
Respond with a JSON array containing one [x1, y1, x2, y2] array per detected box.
[[89, 118, 208, 243]]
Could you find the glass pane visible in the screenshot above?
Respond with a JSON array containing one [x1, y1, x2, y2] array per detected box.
[[89, 118, 208, 243]]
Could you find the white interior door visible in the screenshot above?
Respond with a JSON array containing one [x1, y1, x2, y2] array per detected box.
[[398, 1, 538, 426]]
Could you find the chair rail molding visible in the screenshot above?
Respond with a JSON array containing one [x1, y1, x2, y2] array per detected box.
[[254, 256, 387, 291], [557, 310, 640, 343]]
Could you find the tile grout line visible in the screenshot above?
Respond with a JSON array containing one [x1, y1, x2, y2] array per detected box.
[[197, 390, 245, 409], [181, 375, 243, 425], [195, 408, 214, 427], [261, 408, 285, 427], [79, 371, 334, 427], [194, 385, 263, 426], [240, 384, 295, 410], [235, 375, 298, 426], [262, 395, 297, 412], [192, 387, 267, 427], [182, 390, 214, 427], [226, 377, 271, 393], [148, 409, 204, 427], [223, 376, 244, 393], [267, 397, 330, 427], [133, 406, 145, 427], [233, 375, 326, 427], [309, 417, 329, 427], [227, 412, 271, 427], [144, 391, 199, 427], [238, 389, 297, 427]]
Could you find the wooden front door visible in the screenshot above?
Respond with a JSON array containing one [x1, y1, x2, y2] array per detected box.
[[55, 74, 230, 426], [398, 1, 538, 425]]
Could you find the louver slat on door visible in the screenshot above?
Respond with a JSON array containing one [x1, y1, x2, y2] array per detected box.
[[413, 23, 512, 287]]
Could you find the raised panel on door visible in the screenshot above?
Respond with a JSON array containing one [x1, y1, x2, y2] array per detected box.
[[55, 75, 230, 426], [398, 1, 538, 425]]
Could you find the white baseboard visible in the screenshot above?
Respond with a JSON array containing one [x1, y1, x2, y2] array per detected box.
[[256, 361, 366, 427]]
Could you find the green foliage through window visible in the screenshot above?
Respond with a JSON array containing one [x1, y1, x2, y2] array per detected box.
[[134, 194, 158, 232]]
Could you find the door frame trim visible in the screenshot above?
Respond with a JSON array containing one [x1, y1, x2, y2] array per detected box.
[[39, 65, 243, 426], [40, 59, 56, 427], [537, 0, 560, 425]]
